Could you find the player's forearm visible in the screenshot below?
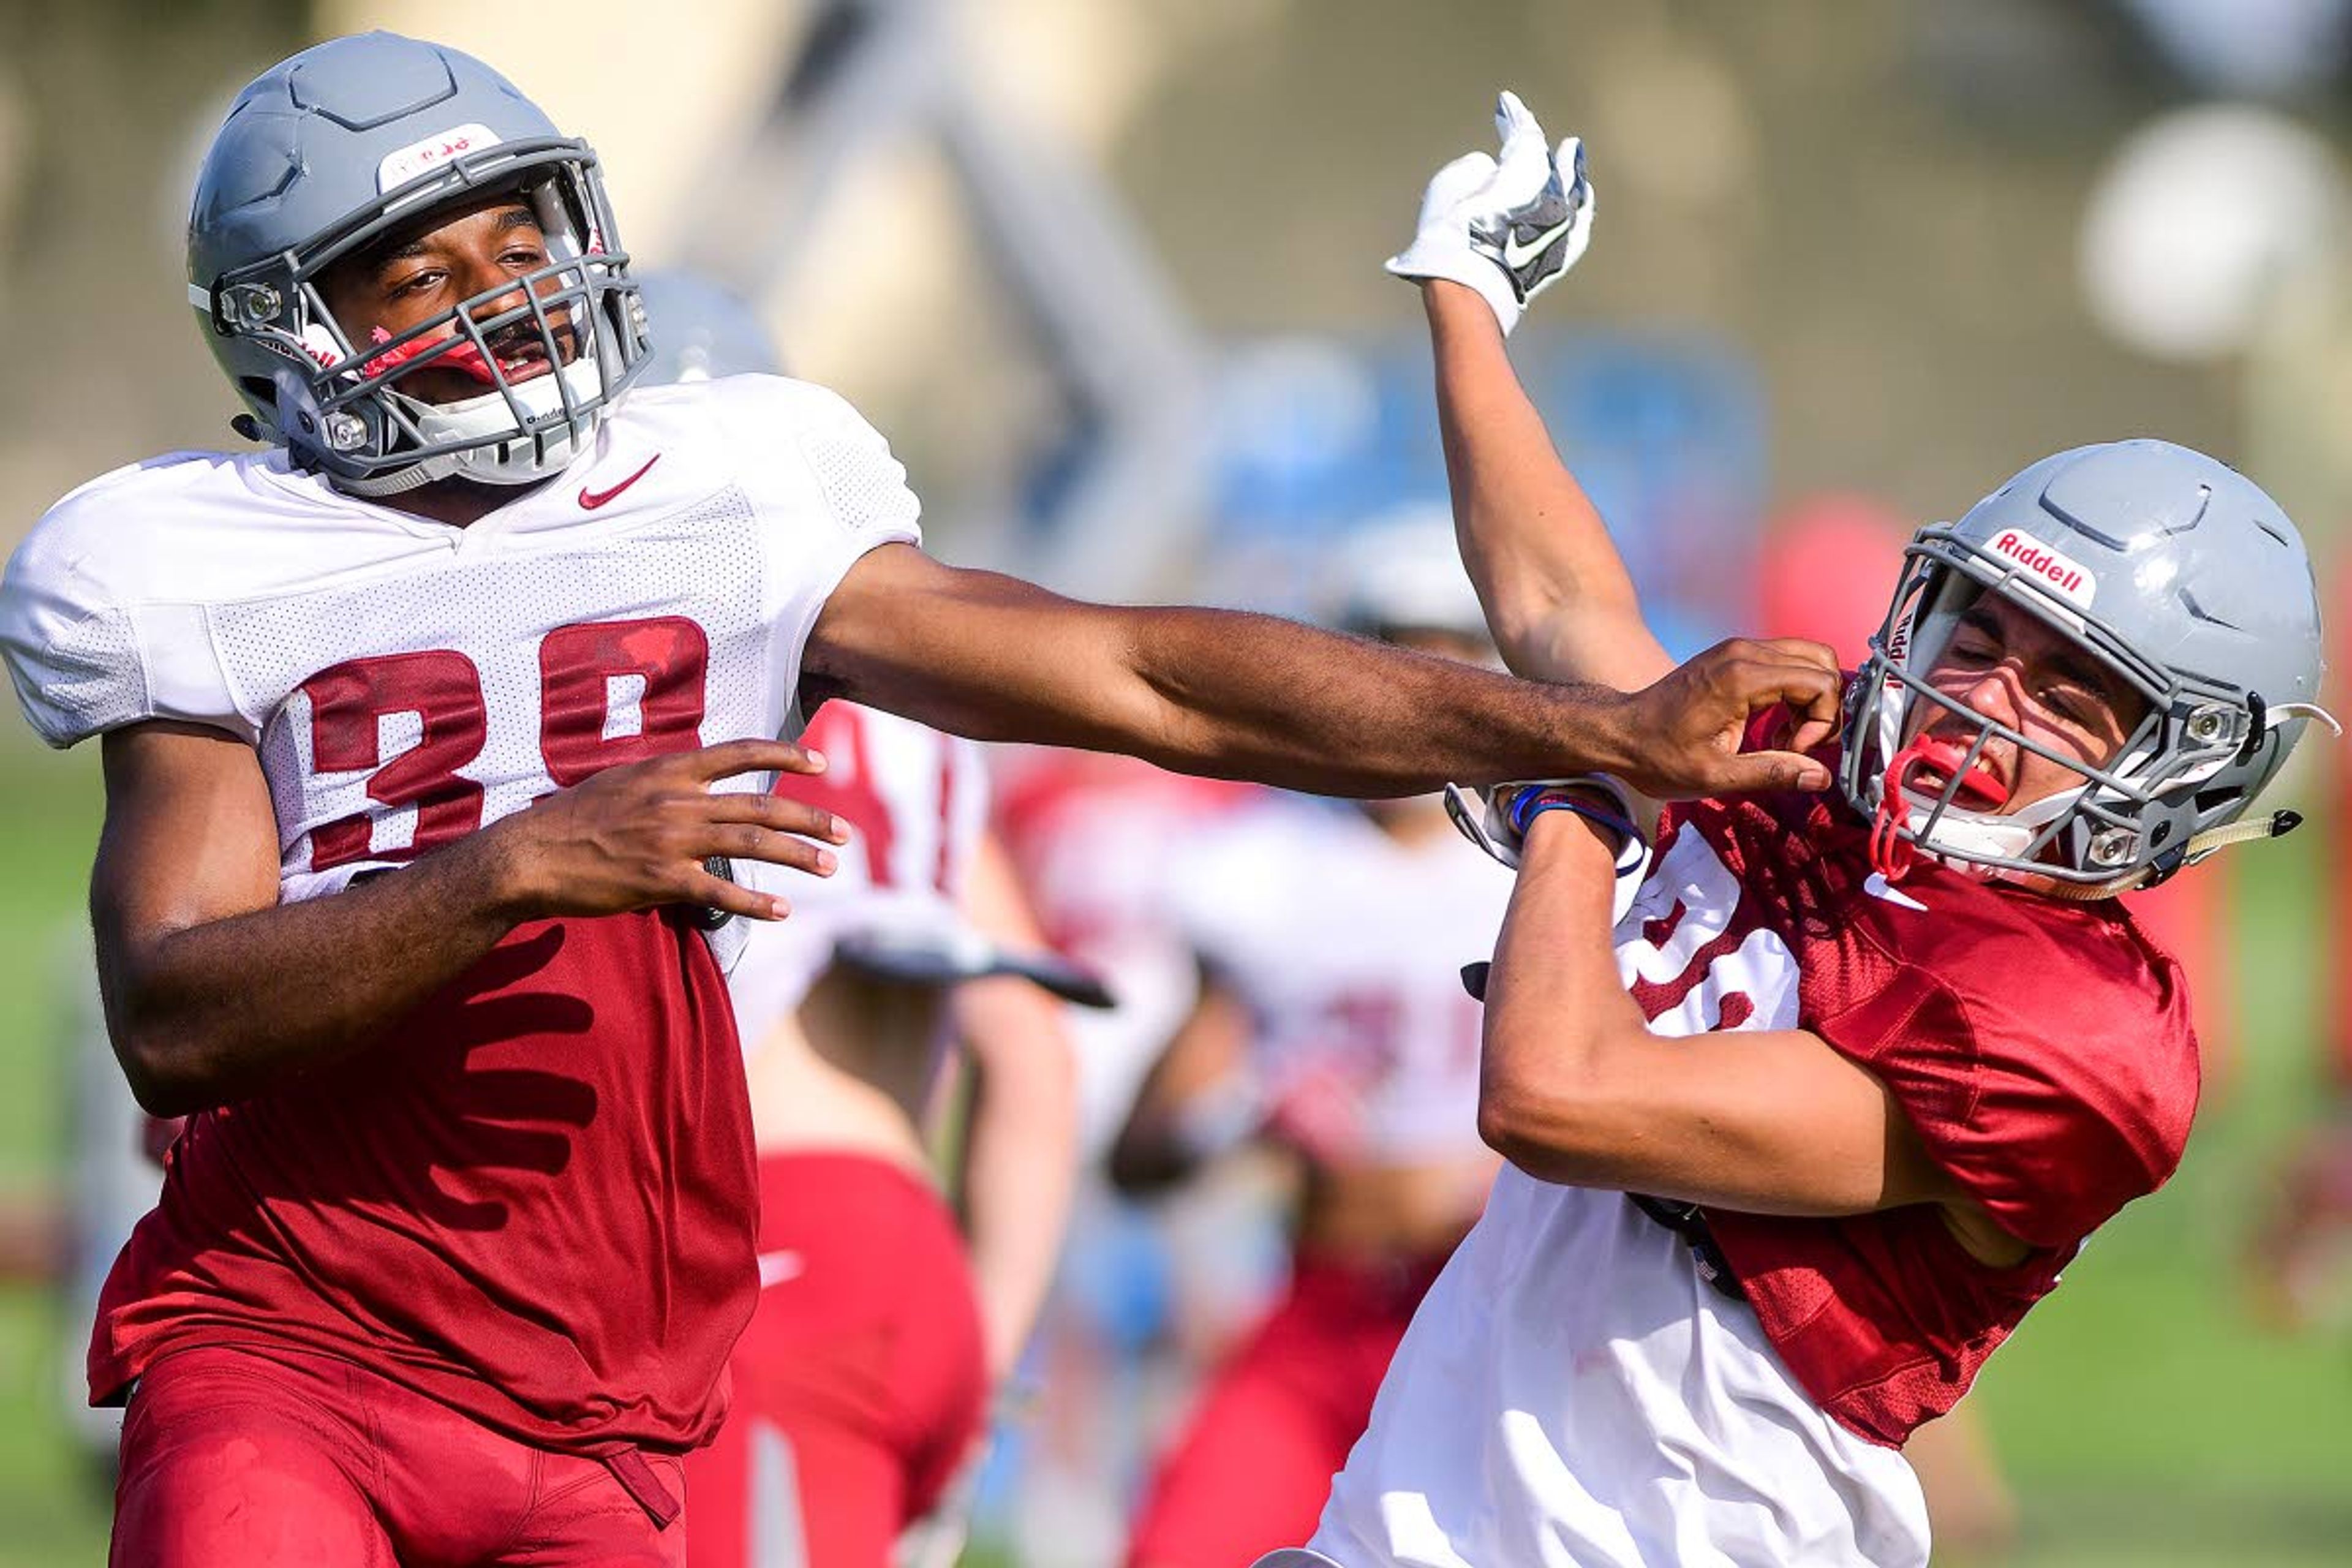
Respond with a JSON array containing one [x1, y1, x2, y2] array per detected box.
[[1425, 282, 1653, 685], [954, 981, 1080, 1383], [1476, 814, 1653, 1183], [98, 827, 528, 1116], [1120, 607, 1640, 795], [821, 553, 1643, 794], [1481, 823, 1951, 1216]]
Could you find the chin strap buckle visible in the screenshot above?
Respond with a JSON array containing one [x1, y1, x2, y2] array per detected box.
[[2048, 809, 2304, 903]]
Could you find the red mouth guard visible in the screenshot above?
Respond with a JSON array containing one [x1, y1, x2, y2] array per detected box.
[[359, 326, 496, 384], [1908, 736, 2009, 809], [1869, 735, 2008, 878]]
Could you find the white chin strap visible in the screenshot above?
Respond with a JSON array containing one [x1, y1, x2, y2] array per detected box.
[[348, 357, 606, 497]]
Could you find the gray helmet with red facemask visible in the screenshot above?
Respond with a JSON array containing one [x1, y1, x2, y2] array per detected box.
[[1841, 439, 2334, 893], [186, 32, 649, 496]]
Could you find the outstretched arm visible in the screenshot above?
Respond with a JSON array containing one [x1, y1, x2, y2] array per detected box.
[[1427, 282, 1670, 693], [1388, 91, 1668, 694], [805, 543, 1837, 802]]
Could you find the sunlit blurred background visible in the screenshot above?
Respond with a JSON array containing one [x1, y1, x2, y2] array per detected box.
[[3, 1, 2351, 1563]]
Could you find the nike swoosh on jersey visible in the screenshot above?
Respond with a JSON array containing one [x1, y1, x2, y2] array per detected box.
[[756, 1249, 803, 1289], [578, 453, 660, 510], [1861, 872, 1929, 911]]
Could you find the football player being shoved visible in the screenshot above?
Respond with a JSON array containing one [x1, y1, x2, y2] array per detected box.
[[631, 275, 1099, 1568], [1254, 95, 2335, 1568], [1109, 516, 1513, 1568], [0, 36, 1845, 1568]]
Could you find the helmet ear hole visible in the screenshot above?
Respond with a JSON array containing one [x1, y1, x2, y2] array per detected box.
[[2194, 785, 2241, 818]]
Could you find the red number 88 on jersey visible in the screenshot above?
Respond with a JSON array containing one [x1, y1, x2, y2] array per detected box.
[[298, 616, 710, 872]]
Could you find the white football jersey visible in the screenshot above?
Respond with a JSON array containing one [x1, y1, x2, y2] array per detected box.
[[723, 699, 992, 1044], [1298, 827, 1930, 1568], [1168, 798, 1510, 1166], [0, 376, 920, 928]]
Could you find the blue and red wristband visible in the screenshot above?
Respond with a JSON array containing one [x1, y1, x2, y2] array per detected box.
[[1507, 784, 1648, 876]]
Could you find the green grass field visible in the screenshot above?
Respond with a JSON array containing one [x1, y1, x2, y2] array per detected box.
[[0, 742, 2343, 1565]]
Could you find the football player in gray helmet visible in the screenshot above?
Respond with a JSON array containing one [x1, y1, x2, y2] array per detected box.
[[187, 31, 648, 498], [7, 37, 1857, 1568], [1259, 97, 2335, 1568], [1844, 441, 2333, 895]]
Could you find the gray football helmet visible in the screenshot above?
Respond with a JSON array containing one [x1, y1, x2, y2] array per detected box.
[[1841, 439, 2334, 891], [186, 32, 649, 493]]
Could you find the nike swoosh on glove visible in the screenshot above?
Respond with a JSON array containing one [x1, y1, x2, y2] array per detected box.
[[1386, 90, 1596, 336]]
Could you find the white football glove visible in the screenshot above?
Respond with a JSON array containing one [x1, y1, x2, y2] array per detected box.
[[1387, 91, 1595, 336], [1444, 776, 1645, 873]]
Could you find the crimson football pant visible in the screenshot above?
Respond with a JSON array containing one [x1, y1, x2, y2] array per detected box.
[[1124, 1248, 1451, 1568], [111, 1343, 685, 1567], [684, 1152, 987, 1568]]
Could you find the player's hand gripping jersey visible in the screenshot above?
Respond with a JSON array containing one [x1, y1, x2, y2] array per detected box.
[[1169, 797, 1514, 1166], [0, 375, 920, 1454], [1311, 751, 2197, 1567]]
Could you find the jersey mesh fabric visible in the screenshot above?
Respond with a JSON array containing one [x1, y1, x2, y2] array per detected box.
[[205, 486, 774, 895], [12, 598, 143, 742], [1658, 751, 2198, 1446], [792, 403, 921, 543]]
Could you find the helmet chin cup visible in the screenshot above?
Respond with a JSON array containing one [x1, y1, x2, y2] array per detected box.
[[374, 356, 608, 491], [1866, 723, 2073, 883]]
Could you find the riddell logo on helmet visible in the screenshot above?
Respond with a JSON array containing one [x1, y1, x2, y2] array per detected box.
[[1989, 529, 2097, 608], [376, 124, 502, 195]]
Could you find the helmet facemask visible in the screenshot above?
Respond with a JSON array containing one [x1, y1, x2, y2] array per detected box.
[[1841, 530, 2304, 891], [198, 139, 649, 496]]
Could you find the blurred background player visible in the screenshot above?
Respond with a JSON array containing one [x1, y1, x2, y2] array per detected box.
[[695, 694, 1098, 1568], [982, 746, 1266, 1567], [630, 276, 1107, 1568], [1108, 513, 1513, 1568]]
